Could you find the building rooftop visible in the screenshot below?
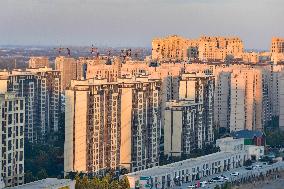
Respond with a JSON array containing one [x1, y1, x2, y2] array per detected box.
[[126, 151, 235, 177], [9, 178, 75, 189], [232, 130, 264, 139]]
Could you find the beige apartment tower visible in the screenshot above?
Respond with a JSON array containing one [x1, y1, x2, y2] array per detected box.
[[28, 57, 50, 68], [64, 76, 161, 174]]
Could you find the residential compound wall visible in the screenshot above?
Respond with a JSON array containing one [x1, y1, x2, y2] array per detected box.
[[64, 76, 162, 173], [0, 68, 61, 143], [0, 92, 25, 187]]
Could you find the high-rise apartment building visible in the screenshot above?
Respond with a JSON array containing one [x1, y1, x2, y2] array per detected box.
[[152, 35, 198, 61], [198, 36, 243, 61], [64, 76, 161, 174], [55, 56, 80, 92], [230, 68, 268, 131], [271, 37, 284, 63], [164, 72, 214, 157], [214, 71, 231, 129], [85, 57, 121, 81], [164, 100, 204, 157], [0, 68, 61, 143], [28, 57, 49, 69], [0, 92, 25, 187]]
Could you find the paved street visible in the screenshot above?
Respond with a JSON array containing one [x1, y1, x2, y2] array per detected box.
[[174, 161, 284, 189]]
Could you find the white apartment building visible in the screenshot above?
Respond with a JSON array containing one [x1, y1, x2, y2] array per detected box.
[[214, 71, 231, 129], [0, 68, 61, 143], [64, 76, 162, 174], [230, 67, 271, 132], [0, 92, 25, 187], [179, 72, 215, 147], [164, 100, 203, 157], [279, 69, 284, 130]]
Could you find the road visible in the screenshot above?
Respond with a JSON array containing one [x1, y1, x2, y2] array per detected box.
[[174, 161, 284, 189]]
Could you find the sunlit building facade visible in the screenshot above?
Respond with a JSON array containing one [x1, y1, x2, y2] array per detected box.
[[64, 76, 161, 174]]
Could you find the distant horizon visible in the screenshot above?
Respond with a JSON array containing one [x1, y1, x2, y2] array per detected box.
[[1, 0, 283, 49]]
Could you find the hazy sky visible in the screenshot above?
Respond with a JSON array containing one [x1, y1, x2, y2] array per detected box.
[[0, 0, 283, 49]]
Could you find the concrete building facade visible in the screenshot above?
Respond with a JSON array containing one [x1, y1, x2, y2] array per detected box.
[[0, 92, 25, 187], [28, 57, 49, 69], [64, 76, 162, 174], [0, 68, 61, 143]]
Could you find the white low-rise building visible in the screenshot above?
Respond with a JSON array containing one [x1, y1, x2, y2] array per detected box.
[[9, 178, 75, 189], [127, 137, 263, 189], [127, 151, 247, 189]]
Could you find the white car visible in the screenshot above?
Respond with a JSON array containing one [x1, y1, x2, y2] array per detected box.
[[254, 164, 262, 168], [187, 184, 195, 188], [230, 172, 240, 176], [200, 181, 207, 187]]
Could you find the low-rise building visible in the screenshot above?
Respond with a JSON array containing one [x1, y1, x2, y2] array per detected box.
[[127, 137, 263, 189], [9, 178, 75, 189]]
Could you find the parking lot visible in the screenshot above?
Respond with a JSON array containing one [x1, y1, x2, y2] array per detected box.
[[174, 161, 284, 189]]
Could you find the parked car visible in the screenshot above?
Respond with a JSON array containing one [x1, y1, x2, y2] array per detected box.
[[187, 184, 195, 188], [230, 172, 239, 176], [254, 164, 262, 169]]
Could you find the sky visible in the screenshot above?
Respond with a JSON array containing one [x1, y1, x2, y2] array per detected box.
[[0, 0, 283, 49]]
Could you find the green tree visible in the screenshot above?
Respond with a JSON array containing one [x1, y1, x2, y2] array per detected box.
[[119, 176, 130, 189], [214, 185, 221, 189], [25, 170, 36, 183], [110, 180, 120, 189], [222, 182, 232, 189], [36, 169, 48, 180]]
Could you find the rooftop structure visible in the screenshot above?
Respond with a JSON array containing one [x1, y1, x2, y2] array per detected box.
[[9, 178, 75, 189]]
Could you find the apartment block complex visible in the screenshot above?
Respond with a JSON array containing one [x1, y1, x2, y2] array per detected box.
[[64, 76, 161, 174], [152, 35, 198, 62], [0, 92, 25, 187], [28, 57, 49, 69], [152, 35, 244, 62], [198, 36, 243, 61], [0, 68, 61, 143]]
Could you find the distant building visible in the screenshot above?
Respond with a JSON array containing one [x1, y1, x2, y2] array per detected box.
[[64, 76, 161, 174], [28, 57, 49, 69], [271, 37, 284, 63], [0, 92, 25, 187], [9, 178, 75, 189], [55, 56, 77, 91], [152, 35, 244, 62]]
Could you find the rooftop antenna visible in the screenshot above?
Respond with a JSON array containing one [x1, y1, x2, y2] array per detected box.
[[54, 47, 64, 56], [66, 48, 71, 56], [14, 59, 17, 69]]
